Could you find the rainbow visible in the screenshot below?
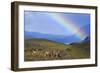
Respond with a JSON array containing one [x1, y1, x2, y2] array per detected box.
[[46, 13, 87, 40]]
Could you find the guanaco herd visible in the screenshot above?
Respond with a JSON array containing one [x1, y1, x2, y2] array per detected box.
[[25, 48, 71, 59]]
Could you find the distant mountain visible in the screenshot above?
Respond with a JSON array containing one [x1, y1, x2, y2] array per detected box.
[[24, 31, 82, 44], [83, 36, 90, 42]]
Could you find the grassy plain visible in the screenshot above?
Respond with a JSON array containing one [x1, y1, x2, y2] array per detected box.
[[24, 38, 90, 61]]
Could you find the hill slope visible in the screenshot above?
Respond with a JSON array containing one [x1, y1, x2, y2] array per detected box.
[[24, 38, 90, 61]]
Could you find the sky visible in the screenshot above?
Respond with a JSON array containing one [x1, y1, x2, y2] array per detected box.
[[24, 11, 90, 40]]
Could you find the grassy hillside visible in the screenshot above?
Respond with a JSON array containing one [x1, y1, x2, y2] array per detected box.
[[24, 38, 90, 61]]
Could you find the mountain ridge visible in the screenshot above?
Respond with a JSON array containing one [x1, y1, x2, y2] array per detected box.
[[24, 31, 86, 44]]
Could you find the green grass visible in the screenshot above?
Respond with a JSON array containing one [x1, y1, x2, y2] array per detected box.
[[24, 38, 90, 61]]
